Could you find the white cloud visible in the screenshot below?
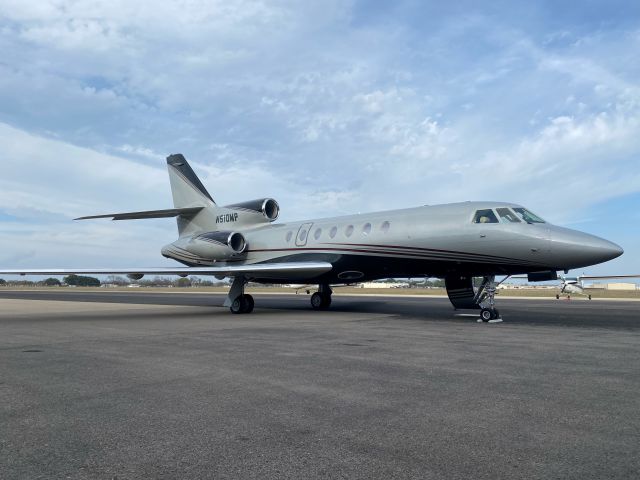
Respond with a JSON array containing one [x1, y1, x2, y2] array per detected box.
[[0, 2, 639, 274]]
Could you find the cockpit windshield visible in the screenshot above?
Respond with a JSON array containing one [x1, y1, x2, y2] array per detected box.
[[496, 208, 521, 223], [512, 207, 546, 224], [473, 209, 499, 224]]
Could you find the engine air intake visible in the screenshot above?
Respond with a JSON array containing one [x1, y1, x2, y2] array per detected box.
[[224, 198, 280, 222], [195, 231, 247, 256]]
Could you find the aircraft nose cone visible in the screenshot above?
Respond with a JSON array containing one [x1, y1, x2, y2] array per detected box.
[[607, 242, 624, 260], [580, 235, 624, 263], [550, 228, 624, 269]]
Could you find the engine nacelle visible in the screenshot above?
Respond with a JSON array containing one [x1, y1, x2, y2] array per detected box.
[[223, 198, 279, 222], [188, 231, 247, 260]]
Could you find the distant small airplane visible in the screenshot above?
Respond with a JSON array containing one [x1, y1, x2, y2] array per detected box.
[[0, 154, 626, 321], [554, 274, 639, 300]]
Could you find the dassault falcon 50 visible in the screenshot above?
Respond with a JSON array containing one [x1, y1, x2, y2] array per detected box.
[[0, 154, 625, 320]]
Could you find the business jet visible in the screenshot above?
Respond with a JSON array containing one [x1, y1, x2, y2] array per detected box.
[[0, 154, 625, 321]]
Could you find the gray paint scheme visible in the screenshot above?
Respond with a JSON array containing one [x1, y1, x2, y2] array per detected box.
[[0, 154, 624, 312]]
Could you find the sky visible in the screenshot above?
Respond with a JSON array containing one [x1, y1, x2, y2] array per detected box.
[[0, 0, 639, 278]]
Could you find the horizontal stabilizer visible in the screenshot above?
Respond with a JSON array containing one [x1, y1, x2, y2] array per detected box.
[[0, 261, 333, 280], [75, 207, 204, 221]]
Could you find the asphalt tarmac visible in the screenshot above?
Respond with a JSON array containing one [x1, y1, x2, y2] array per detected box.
[[1, 290, 639, 479]]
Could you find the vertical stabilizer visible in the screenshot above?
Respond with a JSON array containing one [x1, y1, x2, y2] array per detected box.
[[166, 154, 218, 236], [167, 154, 215, 206]]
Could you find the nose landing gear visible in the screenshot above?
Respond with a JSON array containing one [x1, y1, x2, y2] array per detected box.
[[476, 275, 502, 323], [445, 274, 505, 323], [479, 307, 500, 322]]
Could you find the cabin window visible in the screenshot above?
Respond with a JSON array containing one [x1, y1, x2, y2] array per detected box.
[[286, 231, 293, 242], [473, 209, 498, 224], [381, 221, 390, 233], [329, 226, 337, 238], [345, 225, 354, 237], [299, 229, 308, 242], [314, 228, 322, 240], [362, 223, 371, 235], [496, 208, 521, 223], [513, 207, 546, 224]]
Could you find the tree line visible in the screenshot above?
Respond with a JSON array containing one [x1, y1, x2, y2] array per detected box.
[[0, 275, 227, 288]]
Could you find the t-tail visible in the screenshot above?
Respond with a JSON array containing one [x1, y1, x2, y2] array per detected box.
[[75, 154, 280, 237], [166, 154, 219, 236]]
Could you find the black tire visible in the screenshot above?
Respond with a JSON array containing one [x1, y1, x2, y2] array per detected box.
[[588, 295, 592, 300], [243, 294, 254, 313], [556, 294, 560, 300], [321, 294, 332, 309], [230, 297, 243, 314], [492, 309, 500, 320], [311, 292, 324, 310], [480, 308, 493, 322]]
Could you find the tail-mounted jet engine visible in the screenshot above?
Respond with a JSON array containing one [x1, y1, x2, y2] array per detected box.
[[223, 198, 279, 222], [188, 231, 247, 260]]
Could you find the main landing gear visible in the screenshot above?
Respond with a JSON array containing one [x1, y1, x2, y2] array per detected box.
[[225, 276, 254, 314], [310, 284, 332, 310], [230, 294, 254, 314], [475, 275, 501, 323]]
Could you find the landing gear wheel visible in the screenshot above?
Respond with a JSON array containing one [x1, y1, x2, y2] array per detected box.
[[556, 294, 560, 300], [230, 294, 254, 314], [310, 292, 323, 309], [322, 294, 332, 309], [230, 297, 243, 314], [588, 295, 592, 300], [311, 292, 331, 310], [480, 308, 493, 322], [243, 294, 254, 313]]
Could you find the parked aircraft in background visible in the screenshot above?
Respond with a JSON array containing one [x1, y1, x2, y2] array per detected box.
[[0, 154, 625, 321], [554, 274, 640, 299], [508, 273, 640, 300]]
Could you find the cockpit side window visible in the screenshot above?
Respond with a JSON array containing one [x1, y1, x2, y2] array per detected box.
[[473, 209, 499, 224], [513, 207, 546, 224], [496, 208, 521, 223]]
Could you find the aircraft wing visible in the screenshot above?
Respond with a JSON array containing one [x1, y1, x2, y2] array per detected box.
[[507, 274, 640, 281], [578, 274, 640, 280], [0, 261, 333, 279], [74, 207, 203, 221]]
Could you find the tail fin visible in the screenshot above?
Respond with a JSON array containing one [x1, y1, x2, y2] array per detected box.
[[167, 154, 215, 206], [77, 154, 262, 238], [167, 154, 218, 236]]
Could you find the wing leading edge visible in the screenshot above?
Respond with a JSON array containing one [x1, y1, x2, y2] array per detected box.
[[577, 274, 640, 280], [74, 207, 203, 221], [0, 261, 333, 280]]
